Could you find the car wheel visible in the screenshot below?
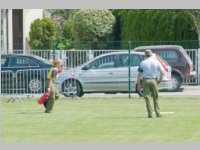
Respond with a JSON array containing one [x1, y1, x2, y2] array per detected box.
[[62, 79, 84, 97], [170, 74, 182, 92], [28, 78, 43, 93]]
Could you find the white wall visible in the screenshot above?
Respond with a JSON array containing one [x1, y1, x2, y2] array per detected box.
[[1, 9, 8, 53], [23, 9, 43, 50], [8, 9, 13, 53]]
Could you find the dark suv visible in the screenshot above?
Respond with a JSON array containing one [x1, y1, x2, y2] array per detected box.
[[1, 54, 53, 94], [134, 45, 193, 91]]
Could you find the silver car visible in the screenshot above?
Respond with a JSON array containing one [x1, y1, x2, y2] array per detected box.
[[55, 51, 172, 97]]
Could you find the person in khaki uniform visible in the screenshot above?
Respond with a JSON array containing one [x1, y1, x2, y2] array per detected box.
[[43, 59, 60, 113], [137, 49, 164, 118]]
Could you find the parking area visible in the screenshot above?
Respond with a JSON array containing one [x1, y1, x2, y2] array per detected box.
[[1, 48, 199, 98], [159, 85, 200, 96], [83, 85, 200, 97]]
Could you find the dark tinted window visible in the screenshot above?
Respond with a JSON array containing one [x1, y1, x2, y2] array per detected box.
[[9, 57, 39, 67], [88, 55, 117, 69], [154, 50, 178, 62], [1, 56, 9, 67]]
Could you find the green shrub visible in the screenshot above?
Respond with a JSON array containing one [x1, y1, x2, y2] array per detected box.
[[29, 18, 56, 49], [74, 9, 116, 41]]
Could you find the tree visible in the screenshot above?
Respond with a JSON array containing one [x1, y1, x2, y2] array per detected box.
[[73, 9, 116, 41], [29, 18, 56, 49], [183, 10, 200, 47], [44, 9, 77, 49], [55, 21, 75, 49], [45, 9, 76, 35], [117, 10, 197, 48], [46, 9, 77, 21]]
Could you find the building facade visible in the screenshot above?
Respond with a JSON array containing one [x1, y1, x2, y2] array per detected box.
[[1, 9, 43, 54]]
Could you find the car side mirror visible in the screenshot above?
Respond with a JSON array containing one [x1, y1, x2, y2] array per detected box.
[[82, 65, 89, 70]]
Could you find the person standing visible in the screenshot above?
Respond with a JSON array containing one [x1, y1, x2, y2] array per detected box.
[[43, 59, 61, 113], [137, 49, 164, 118]]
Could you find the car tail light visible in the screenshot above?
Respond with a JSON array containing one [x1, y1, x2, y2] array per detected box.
[[187, 66, 193, 73]]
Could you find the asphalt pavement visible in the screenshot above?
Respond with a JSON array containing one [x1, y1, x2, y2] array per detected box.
[[84, 85, 200, 97]]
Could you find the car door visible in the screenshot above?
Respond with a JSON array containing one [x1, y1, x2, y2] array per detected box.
[[115, 53, 144, 92], [78, 54, 119, 92], [1, 55, 14, 94], [7, 56, 40, 93]]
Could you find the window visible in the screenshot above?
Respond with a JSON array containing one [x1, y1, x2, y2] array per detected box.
[[89, 55, 117, 69], [131, 54, 142, 66], [155, 50, 178, 62], [10, 57, 39, 67], [118, 54, 129, 67], [118, 54, 142, 67], [1, 56, 8, 67]]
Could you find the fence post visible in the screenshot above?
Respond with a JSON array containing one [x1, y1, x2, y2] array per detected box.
[[198, 48, 200, 84], [0, 9, 1, 96], [128, 41, 132, 98], [53, 40, 56, 60]]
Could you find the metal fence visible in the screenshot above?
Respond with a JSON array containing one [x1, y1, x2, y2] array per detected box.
[[16, 49, 199, 84], [183, 49, 198, 85], [1, 68, 49, 97], [1, 48, 199, 98]]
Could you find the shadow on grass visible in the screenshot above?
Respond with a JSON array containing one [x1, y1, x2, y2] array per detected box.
[[98, 116, 147, 119], [16, 111, 45, 115]]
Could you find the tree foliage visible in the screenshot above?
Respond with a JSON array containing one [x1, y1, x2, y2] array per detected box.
[[117, 10, 198, 47], [183, 10, 200, 46], [55, 21, 75, 49], [73, 9, 116, 41], [29, 18, 56, 49], [46, 9, 76, 21]]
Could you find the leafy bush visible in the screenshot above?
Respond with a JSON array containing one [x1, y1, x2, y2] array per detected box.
[[74, 9, 116, 41], [29, 18, 56, 49]]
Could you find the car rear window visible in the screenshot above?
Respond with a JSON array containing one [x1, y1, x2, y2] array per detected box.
[[10, 57, 39, 67], [34, 55, 52, 65], [154, 50, 178, 62], [155, 55, 169, 72]]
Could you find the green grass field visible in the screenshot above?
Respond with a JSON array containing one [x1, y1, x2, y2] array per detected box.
[[1, 96, 200, 142]]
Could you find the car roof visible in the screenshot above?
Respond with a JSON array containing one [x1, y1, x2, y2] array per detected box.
[[83, 51, 145, 65], [134, 45, 183, 50], [2, 54, 52, 65], [2, 54, 38, 57], [95, 51, 145, 58]]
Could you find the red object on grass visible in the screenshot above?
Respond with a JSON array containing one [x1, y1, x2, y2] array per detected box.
[[38, 92, 49, 104], [57, 67, 62, 73]]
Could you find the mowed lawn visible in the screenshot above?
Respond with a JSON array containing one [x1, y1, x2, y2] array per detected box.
[[1, 96, 200, 142]]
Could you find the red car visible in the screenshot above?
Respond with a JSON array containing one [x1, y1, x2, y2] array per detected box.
[[134, 45, 193, 91]]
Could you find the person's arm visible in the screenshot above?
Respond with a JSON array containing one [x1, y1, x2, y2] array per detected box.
[[157, 63, 164, 84], [157, 72, 163, 84], [137, 72, 142, 90], [47, 69, 57, 93], [47, 79, 53, 93], [137, 64, 143, 90]]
